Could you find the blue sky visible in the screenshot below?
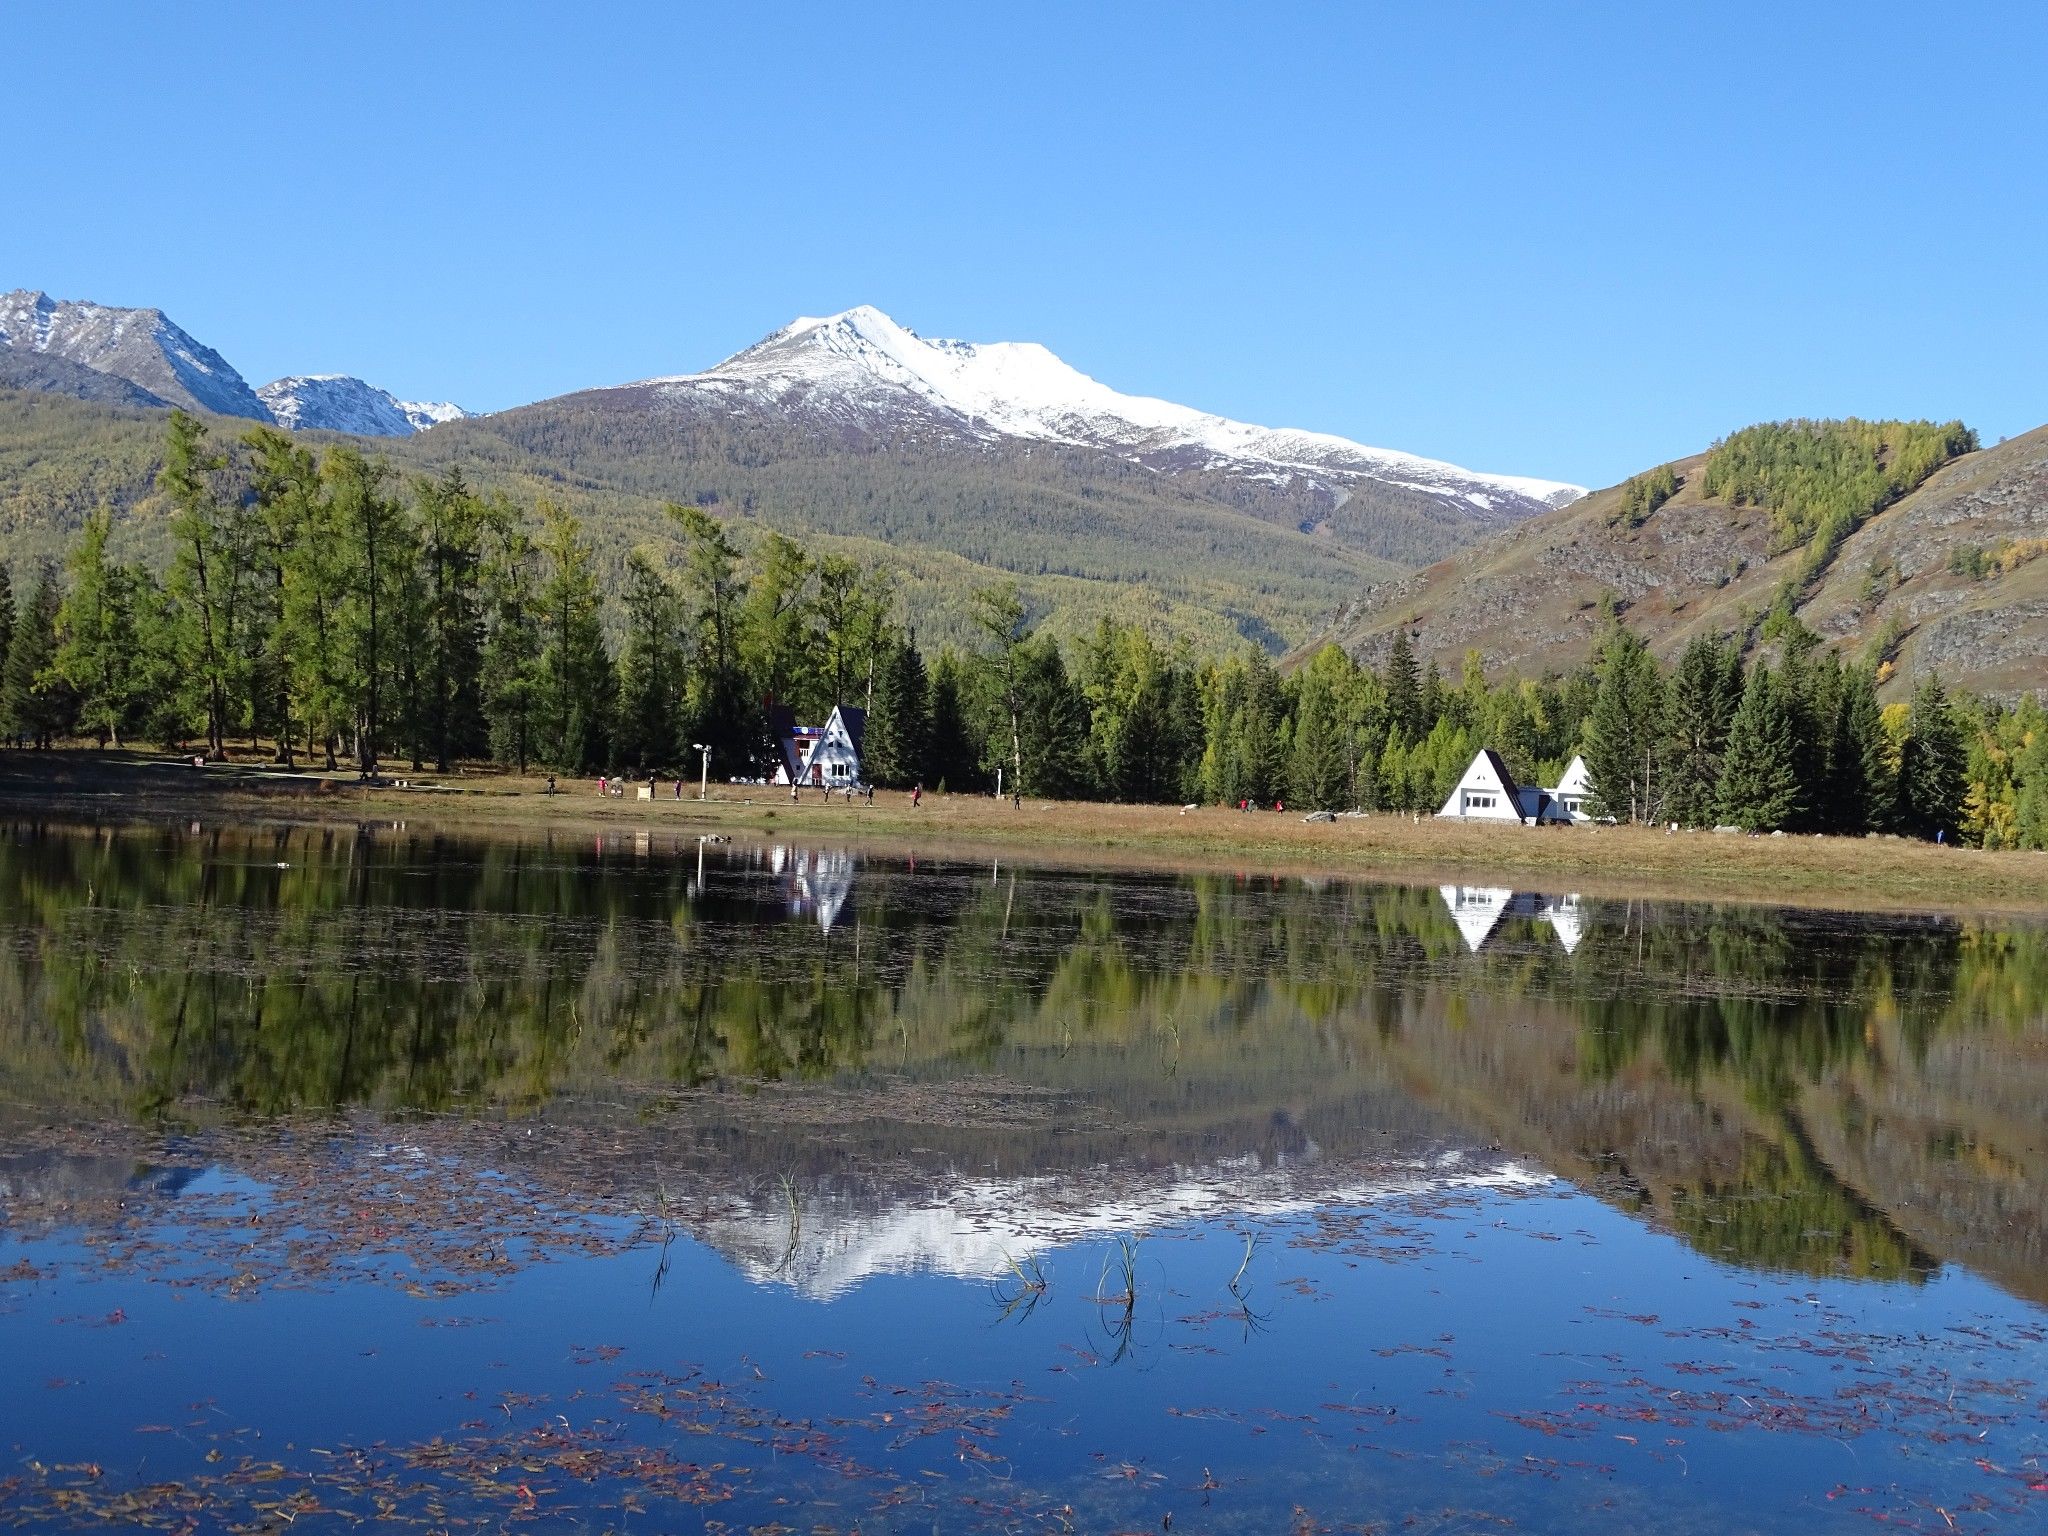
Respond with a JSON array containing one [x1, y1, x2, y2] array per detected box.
[[10, 3, 2046, 487]]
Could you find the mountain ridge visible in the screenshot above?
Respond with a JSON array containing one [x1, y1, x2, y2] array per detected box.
[[0, 288, 267, 420], [0, 289, 464, 438], [257, 374, 469, 436], [1316, 425, 2048, 699], [617, 305, 1584, 541]]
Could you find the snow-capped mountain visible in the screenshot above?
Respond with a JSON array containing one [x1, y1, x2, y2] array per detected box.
[[0, 289, 268, 420], [626, 306, 1584, 519], [258, 374, 470, 437]]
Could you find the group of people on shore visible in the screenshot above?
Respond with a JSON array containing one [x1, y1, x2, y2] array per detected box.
[[554, 774, 955, 810]]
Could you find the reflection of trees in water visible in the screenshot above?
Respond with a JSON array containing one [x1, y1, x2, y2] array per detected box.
[[2, 821, 2045, 1289]]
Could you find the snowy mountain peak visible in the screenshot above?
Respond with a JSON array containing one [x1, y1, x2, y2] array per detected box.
[[258, 374, 470, 437], [646, 307, 1585, 516], [0, 288, 268, 421]]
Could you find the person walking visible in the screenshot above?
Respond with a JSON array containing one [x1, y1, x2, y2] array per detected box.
[[912, 783, 923, 809]]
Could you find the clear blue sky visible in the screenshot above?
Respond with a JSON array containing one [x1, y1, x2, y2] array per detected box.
[[9, 2, 2045, 487]]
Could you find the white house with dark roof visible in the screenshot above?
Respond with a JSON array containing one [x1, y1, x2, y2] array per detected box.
[[1550, 755, 1594, 822], [769, 703, 867, 788], [1436, 749, 1573, 825]]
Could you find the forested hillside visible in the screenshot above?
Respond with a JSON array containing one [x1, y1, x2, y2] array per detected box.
[[5, 412, 2044, 849], [1321, 419, 2048, 701], [0, 387, 1395, 655]]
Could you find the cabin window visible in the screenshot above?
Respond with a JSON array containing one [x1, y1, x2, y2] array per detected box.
[[1465, 793, 1496, 810]]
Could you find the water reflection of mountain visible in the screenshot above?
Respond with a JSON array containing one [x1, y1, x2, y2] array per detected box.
[[697, 1151, 1548, 1301], [1438, 887, 1584, 953], [0, 819, 2043, 1302]]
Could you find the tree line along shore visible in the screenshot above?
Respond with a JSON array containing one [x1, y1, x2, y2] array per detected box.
[[0, 411, 2043, 852]]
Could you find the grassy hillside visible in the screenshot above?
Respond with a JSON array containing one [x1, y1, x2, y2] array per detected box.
[[1320, 421, 2048, 699], [0, 387, 1398, 654]]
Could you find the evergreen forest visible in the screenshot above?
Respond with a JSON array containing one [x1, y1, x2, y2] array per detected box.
[[3, 412, 2045, 849]]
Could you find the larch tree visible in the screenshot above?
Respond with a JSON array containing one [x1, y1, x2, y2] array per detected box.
[[50, 507, 143, 747], [972, 581, 1030, 796], [533, 500, 611, 772], [161, 411, 255, 756]]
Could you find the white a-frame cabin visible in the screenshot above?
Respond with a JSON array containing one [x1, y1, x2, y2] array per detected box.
[[1551, 755, 1594, 822], [1437, 749, 1574, 825]]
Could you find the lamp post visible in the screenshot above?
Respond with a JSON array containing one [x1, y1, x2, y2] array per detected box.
[[692, 743, 711, 802]]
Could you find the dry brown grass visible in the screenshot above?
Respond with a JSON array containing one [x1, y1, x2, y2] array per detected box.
[[10, 750, 2040, 918]]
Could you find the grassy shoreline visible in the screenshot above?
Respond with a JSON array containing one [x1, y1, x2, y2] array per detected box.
[[4, 749, 2045, 917]]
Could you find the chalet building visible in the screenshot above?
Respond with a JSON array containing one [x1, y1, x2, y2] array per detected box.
[[768, 703, 867, 788], [1436, 749, 1573, 825], [1551, 755, 1594, 822]]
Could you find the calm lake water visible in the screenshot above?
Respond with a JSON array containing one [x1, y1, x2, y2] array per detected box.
[[2, 818, 2046, 1533]]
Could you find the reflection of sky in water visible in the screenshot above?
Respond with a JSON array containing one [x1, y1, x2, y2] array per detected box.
[[5, 1174, 2042, 1534], [1, 821, 2047, 1530]]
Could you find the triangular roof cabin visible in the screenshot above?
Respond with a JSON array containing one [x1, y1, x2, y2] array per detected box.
[[1551, 755, 1594, 822], [1438, 748, 1575, 824]]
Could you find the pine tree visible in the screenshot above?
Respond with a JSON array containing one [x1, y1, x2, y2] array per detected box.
[[1584, 625, 1667, 822], [1014, 638, 1091, 799], [479, 505, 542, 773], [1717, 665, 1801, 831], [1898, 674, 1966, 840], [1663, 634, 1740, 826], [1, 564, 65, 748], [534, 500, 612, 772], [1289, 647, 1351, 810], [864, 632, 930, 788], [1231, 652, 1287, 806], [671, 504, 753, 772], [1383, 629, 1421, 744], [926, 650, 979, 792], [0, 567, 14, 702], [413, 467, 488, 771], [616, 550, 685, 771]]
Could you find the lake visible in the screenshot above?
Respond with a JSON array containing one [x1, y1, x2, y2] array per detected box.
[[2, 818, 2045, 1533]]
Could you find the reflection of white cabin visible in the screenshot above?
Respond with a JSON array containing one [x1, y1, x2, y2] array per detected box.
[[1441, 885, 1516, 949], [1438, 886, 1587, 954], [769, 704, 867, 788], [769, 845, 856, 933], [1551, 755, 1594, 822], [1436, 749, 1573, 825], [1543, 892, 1585, 954]]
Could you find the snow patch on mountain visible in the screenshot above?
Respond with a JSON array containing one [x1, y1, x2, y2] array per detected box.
[[635, 306, 1584, 514], [0, 289, 268, 421], [258, 374, 470, 436]]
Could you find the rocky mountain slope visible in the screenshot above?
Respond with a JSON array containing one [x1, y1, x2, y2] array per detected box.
[[0, 290, 462, 437], [0, 289, 268, 420], [257, 374, 468, 436], [1319, 425, 2048, 699], [0, 347, 167, 409]]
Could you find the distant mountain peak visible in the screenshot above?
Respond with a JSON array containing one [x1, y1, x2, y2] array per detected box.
[[0, 288, 268, 421], [638, 306, 1585, 517], [257, 374, 470, 437]]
